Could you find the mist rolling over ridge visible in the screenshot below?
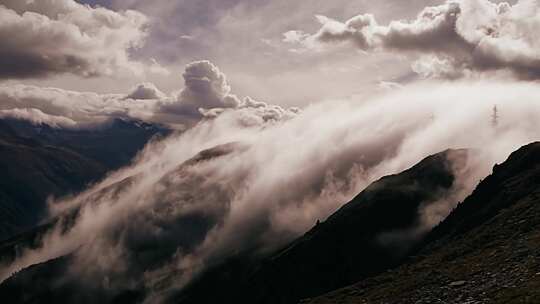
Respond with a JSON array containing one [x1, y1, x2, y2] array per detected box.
[[1, 0, 540, 303]]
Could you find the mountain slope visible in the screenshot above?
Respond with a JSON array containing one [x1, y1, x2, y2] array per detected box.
[[1, 118, 169, 170], [0, 148, 467, 304], [0, 143, 242, 303], [303, 142, 540, 304], [0, 121, 107, 241], [0, 118, 169, 241], [177, 149, 469, 304]]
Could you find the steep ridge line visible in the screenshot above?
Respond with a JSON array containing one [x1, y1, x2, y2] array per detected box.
[[303, 142, 540, 304]]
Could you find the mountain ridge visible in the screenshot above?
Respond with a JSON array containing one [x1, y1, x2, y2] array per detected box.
[[302, 142, 540, 304], [175, 149, 469, 304], [0, 118, 169, 241]]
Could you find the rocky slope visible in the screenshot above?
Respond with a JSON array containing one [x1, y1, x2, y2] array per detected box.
[[302, 142, 540, 304]]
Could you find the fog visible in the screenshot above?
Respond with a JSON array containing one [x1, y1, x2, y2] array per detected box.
[[2, 80, 540, 302]]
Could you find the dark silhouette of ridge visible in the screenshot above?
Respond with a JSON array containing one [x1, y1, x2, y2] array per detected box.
[[0, 118, 169, 241], [0, 143, 244, 304], [0, 147, 468, 304], [176, 149, 468, 304], [304, 142, 540, 304]]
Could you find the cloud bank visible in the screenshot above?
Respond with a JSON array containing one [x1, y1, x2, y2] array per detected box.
[[2, 79, 540, 302], [289, 0, 540, 79], [0, 108, 77, 129], [0, 0, 148, 79], [0, 61, 299, 129]]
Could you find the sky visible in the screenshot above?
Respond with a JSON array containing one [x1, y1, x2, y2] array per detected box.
[[0, 0, 533, 113], [0, 0, 472, 106]]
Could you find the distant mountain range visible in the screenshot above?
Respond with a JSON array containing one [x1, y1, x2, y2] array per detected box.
[[0, 118, 169, 241], [1, 138, 539, 304]]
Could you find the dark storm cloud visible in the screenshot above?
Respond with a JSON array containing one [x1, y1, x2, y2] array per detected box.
[[0, 0, 148, 79]]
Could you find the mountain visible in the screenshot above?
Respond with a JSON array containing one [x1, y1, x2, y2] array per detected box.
[[1, 118, 169, 169], [5, 141, 540, 304], [0, 143, 242, 303], [0, 118, 169, 241], [175, 149, 469, 304], [0, 147, 467, 304], [302, 142, 540, 304]]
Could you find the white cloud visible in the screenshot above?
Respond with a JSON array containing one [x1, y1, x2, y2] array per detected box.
[[0, 61, 300, 129], [378, 81, 404, 91], [411, 54, 466, 79], [282, 30, 310, 43], [0, 0, 149, 79], [156, 60, 300, 125], [0, 108, 77, 128], [289, 0, 540, 79], [125, 82, 166, 100], [0, 84, 155, 128]]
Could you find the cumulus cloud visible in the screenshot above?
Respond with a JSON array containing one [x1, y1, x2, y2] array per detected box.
[[176, 60, 239, 109], [0, 61, 299, 129], [3, 80, 540, 301], [125, 82, 166, 100], [0, 0, 149, 79], [155, 60, 300, 125], [289, 0, 540, 79]]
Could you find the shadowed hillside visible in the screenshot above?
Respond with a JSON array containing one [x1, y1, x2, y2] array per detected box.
[[176, 149, 469, 304], [303, 142, 540, 304], [0, 148, 468, 304], [0, 118, 169, 241], [0, 143, 243, 304], [6, 142, 540, 304]]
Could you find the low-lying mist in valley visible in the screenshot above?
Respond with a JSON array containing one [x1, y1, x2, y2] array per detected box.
[[2, 80, 540, 302]]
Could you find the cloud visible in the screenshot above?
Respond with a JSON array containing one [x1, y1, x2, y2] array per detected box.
[[0, 61, 299, 129], [0, 84, 155, 128], [290, 0, 540, 79], [179, 34, 195, 40], [0, 108, 77, 129], [179, 60, 238, 109], [0, 0, 148, 79], [282, 30, 310, 43], [125, 82, 166, 100], [155, 60, 244, 123], [148, 58, 171, 76], [378, 81, 404, 91], [411, 54, 466, 79], [3, 79, 540, 301], [155, 60, 300, 125]]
